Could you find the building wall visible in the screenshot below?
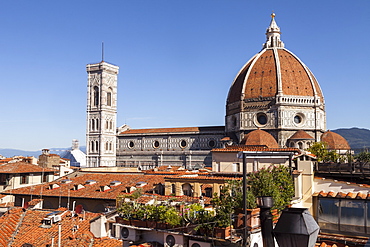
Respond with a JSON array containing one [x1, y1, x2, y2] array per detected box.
[[117, 130, 224, 168], [211, 152, 290, 173], [226, 103, 326, 147]]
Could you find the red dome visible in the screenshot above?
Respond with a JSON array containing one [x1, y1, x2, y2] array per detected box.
[[227, 48, 323, 105], [289, 130, 314, 140], [240, 129, 279, 148], [321, 131, 351, 150]]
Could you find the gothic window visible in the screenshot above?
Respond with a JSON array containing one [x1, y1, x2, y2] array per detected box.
[[107, 88, 112, 106], [109, 142, 112, 151], [96, 119, 99, 130], [105, 142, 109, 151], [91, 119, 94, 131], [93, 86, 99, 106], [110, 120, 113, 130], [95, 141, 99, 152]]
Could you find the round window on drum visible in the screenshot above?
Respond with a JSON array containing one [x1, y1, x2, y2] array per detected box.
[[180, 140, 187, 148]]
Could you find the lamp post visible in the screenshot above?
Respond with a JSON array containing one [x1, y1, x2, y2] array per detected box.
[[257, 196, 274, 247], [238, 151, 295, 246]]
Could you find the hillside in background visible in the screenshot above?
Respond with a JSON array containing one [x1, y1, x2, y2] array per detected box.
[[332, 128, 370, 151], [0, 147, 86, 158]]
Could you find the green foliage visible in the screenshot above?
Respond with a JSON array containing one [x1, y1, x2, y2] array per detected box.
[[308, 142, 329, 162], [355, 151, 370, 162], [248, 165, 294, 210], [117, 202, 182, 226], [117, 202, 145, 220], [163, 207, 182, 227], [211, 180, 256, 228], [308, 142, 346, 163]]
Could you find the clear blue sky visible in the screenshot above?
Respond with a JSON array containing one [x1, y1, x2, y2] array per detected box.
[[0, 1, 369, 151]]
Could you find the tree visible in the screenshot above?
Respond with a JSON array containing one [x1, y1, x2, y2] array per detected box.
[[355, 151, 370, 162], [307, 142, 329, 162], [248, 165, 294, 210], [211, 179, 256, 228]]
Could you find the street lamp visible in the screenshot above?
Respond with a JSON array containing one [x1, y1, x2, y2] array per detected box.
[[273, 208, 319, 247]]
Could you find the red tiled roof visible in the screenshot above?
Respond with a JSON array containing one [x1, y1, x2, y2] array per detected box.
[[0, 207, 24, 246], [119, 126, 224, 135], [0, 208, 121, 246], [0, 162, 55, 174], [3, 173, 167, 200], [289, 130, 314, 140], [240, 129, 279, 148], [212, 145, 299, 153], [315, 190, 370, 200]]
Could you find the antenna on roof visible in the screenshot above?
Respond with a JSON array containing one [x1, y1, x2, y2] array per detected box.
[[101, 41, 104, 62]]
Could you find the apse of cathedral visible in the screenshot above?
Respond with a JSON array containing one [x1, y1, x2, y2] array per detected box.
[[85, 14, 347, 168]]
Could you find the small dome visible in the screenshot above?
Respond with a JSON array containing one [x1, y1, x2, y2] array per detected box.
[[240, 129, 279, 148], [289, 130, 314, 140], [60, 140, 86, 167], [321, 131, 351, 150]]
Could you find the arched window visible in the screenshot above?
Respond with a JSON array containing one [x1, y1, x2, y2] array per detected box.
[[96, 119, 99, 130], [182, 183, 193, 196], [91, 119, 95, 131], [171, 184, 176, 194], [105, 142, 109, 151], [107, 88, 112, 106], [93, 86, 99, 106], [95, 141, 99, 152], [298, 142, 303, 149], [109, 142, 112, 151]]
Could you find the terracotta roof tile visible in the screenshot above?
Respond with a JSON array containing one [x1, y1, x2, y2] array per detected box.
[[289, 130, 314, 140], [0, 208, 121, 246], [119, 126, 224, 135], [3, 173, 168, 201], [212, 145, 299, 153], [321, 130, 351, 150], [0, 162, 55, 174], [240, 129, 279, 148]]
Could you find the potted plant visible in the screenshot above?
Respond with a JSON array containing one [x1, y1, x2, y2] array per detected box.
[[248, 165, 294, 211], [162, 206, 182, 228]]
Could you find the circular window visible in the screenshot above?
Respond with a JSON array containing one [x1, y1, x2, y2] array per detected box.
[[128, 141, 134, 149], [153, 140, 160, 148], [294, 115, 302, 124], [208, 140, 216, 148], [256, 113, 267, 126], [293, 113, 305, 126], [180, 140, 187, 148]]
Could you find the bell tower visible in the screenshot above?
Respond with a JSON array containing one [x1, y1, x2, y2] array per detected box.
[[86, 61, 119, 167]]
